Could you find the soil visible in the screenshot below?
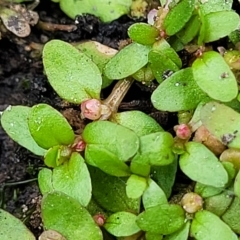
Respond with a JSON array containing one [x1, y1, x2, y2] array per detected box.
[[0, 0, 174, 238]]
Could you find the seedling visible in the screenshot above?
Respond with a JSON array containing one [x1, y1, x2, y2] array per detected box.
[[1, 0, 240, 239]]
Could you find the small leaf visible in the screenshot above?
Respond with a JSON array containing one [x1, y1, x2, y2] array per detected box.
[[142, 179, 168, 209], [38, 168, 54, 194], [28, 104, 74, 149], [89, 167, 140, 214], [83, 121, 139, 162], [151, 68, 208, 112], [164, 221, 190, 240], [136, 204, 185, 235], [192, 51, 238, 101], [104, 212, 140, 237], [132, 132, 175, 167], [0, 209, 35, 240], [111, 111, 163, 137], [222, 196, 240, 234], [128, 23, 159, 45], [41, 192, 103, 240], [163, 0, 195, 36], [44, 145, 61, 168], [199, 11, 239, 43], [194, 182, 223, 198], [59, 0, 132, 22], [145, 232, 163, 240], [234, 170, 240, 198], [0, 106, 46, 156], [151, 158, 178, 198], [191, 210, 238, 240], [198, 0, 233, 15], [43, 40, 102, 103], [104, 42, 151, 79], [200, 101, 240, 149], [179, 142, 228, 187], [126, 174, 148, 199]]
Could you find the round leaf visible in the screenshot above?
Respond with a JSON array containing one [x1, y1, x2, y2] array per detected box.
[[83, 121, 139, 162], [200, 101, 240, 149], [179, 142, 228, 187], [104, 212, 140, 237], [151, 68, 208, 112], [0, 106, 46, 156], [43, 40, 102, 103], [198, 0, 233, 15], [0, 209, 35, 240], [104, 42, 151, 79], [191, 210, 238, 240], [163, 0, 195, 36], [59, 0, 132, 22], [41, 192, 103, 240], [136, 204, 185, 235], [111, 110, 163, 137], [200, 11, 239, 43], [128, 23, 159, 45], [28, 104, 74, 149], [126, 174, 148, 199], [192, 51, 238, 102], [164, 221, 190, 240]]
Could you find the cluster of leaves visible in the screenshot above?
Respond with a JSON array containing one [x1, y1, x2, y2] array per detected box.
[[1, 0, 240, 239]]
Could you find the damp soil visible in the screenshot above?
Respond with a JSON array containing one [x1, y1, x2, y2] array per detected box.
[[0, 0, 181, 238]]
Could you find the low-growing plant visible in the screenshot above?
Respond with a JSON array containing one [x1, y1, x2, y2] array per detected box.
[[1, 0, 240, 239]]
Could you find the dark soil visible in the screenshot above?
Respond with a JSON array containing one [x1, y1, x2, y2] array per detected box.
[[0, 0, 175, 238]]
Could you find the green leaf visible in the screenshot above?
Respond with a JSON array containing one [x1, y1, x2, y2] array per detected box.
[[111, 111, 163, 137], [136, 204, 185, 235], [74, 41, 117, 88], [164, 221, 190, 240], [177, 14, 201, 44], [198, 0, 233, 15], [179, 142, 228, 187], [204, 191, 233, 217], [128, 23, 159, 45], [104, 212, 140, 237], [83, 121, 139, 162], [145, 232, 163, 240], [0, 209, 35, 240], [199, 11, 239, 43], [89, 167, 140, 214], [192, 51, 238, 101], [28, 104, 74, 149], [44, 145, 61, 168], [0, 106, 46, 156], [85, 145, 131, 176], [222, 196, 240, 234], [200, 101, 240, 149], [163, 0, 195, 36], [41, 192, 103, 240], [191, 210, 238, 240], [132, 132, 175, 167], [39, 153, 92, 207], [59, 0, 132, 22], [104, 42, 151, 79], [151, 158, 178, 198], [38, 168, 54, 193], [126, 174, 147, 199], [194, 182, 223, 198], [43, 39, 102, 103], [151, 68, 208, 112], [234, 170, 240, 198], [142, 179, 168, 209]]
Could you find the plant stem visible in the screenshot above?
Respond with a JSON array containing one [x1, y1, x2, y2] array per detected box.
[[100, 78, 134, 120]]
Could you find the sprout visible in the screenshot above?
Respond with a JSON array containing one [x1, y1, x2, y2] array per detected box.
[[181, 192, 203, 214]]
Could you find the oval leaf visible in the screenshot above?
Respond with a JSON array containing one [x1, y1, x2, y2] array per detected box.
[[0, 106, 46, 156], [41, 192, 103, 240], [192, 51, 238, 101], [191, 210, 238, 240], [164, 221, 190, 240], [179, 142, 228, 187], [43, 40, 102, 103], [136, 204, 185, 235], [0, 209, 35, 240], [104, 212, 140, 237], [28, 104, 74, 149], [111, 110, 163, 137], [128, 23, 159, 45], [104, 42, 151, 79], [151, 68, 208, 112], [163, 0, 195, 36]]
